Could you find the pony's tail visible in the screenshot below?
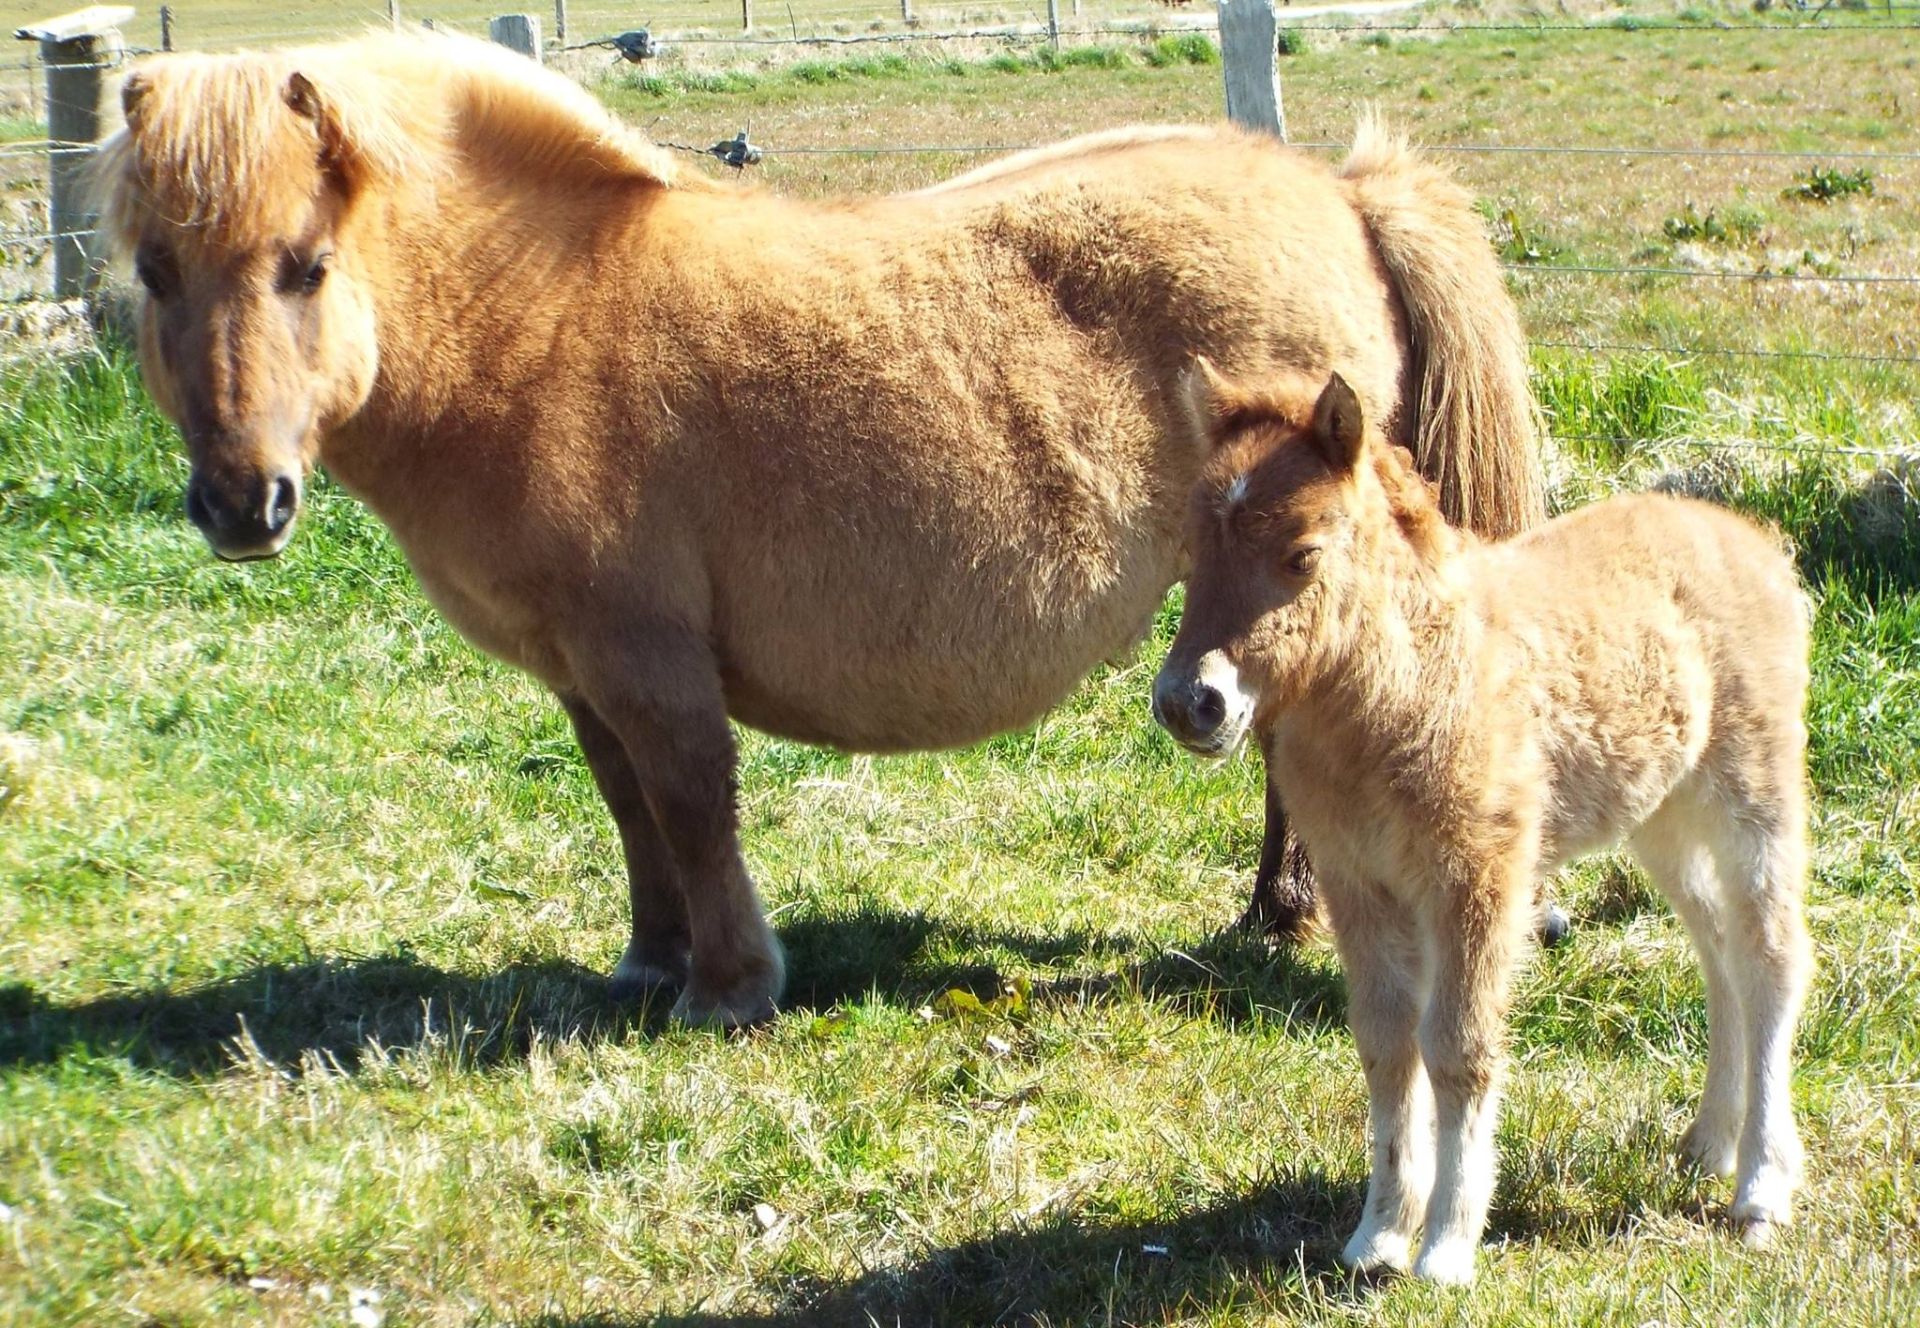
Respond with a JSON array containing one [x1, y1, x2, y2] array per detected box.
[[1339, 114, 1545, 538]]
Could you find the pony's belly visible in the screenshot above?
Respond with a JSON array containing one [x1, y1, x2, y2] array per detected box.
[[717, 574, 1172, 753]]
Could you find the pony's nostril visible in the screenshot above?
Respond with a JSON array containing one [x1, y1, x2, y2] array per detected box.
[[1192, 686, 1227, 733], [265, 476, 298, 534], [185, 481, 215, 532]]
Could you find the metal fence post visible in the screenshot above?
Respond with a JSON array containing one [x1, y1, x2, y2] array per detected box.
[[14, 6, 133, 300], [158, 3, 171, 51], [1217, 0, 1286, 140], [489, 13, 542, 62]]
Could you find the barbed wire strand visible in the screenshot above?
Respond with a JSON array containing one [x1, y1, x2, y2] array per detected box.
[[743, 139, 1920, 163], [1507, 263, 1920, 285], [1549, 432, 1915, 460], [1537, 339, 1920, 366]]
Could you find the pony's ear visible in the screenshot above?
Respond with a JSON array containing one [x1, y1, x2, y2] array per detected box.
[[1308, 373, 1367, 473], [284, 71, 354, 177], [120, 70, 150, 121]]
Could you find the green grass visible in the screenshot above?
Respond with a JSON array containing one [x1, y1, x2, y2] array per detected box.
[[4, 12, 1920, 1325]]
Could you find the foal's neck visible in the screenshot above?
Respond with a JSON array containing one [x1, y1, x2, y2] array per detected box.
[[1306, 494, 1478, 753]]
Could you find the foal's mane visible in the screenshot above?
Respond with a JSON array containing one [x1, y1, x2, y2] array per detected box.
[[98, 31, 684, 244], [1371, 439, 1467, 565]]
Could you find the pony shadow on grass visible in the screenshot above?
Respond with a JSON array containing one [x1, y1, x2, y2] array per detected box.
[[538, 1170, 1374, 1328], [0, 905, 1345, 1080], [0, 952, 632, 1079], [776, 904, 1347, 1035]]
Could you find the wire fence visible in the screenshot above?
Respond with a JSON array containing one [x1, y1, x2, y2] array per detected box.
[[3, 7, 1917, 465]]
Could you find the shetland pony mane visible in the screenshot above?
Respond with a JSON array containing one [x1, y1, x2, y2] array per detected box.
[[97, 31, 682, 248]]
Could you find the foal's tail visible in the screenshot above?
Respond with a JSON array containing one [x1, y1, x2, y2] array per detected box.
[[1340, 116, 1545, 538]]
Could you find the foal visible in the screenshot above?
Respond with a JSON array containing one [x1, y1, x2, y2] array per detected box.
[[1153, 363, 1813, 1283]]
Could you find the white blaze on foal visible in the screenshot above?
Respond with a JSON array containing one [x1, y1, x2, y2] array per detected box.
[[1155, 360, 1814, 1284]]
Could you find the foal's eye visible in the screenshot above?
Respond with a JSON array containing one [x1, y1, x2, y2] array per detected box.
[[1285, 546, 1322, 576], [302, 254, 330, 293]]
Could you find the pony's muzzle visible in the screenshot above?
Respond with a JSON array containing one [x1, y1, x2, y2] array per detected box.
[[1152, 652, 1254, 759], [186, 470, 301, 561]]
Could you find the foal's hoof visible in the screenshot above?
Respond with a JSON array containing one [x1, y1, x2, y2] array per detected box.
[[1677, 1118, 1739, 1179], [606, 945, 690, 1005], [1537, 902, 1573, 949], [1340, 1228, 1412, 1276], [1738, 1216, 1779, 1250], [1410, 1240, 1479, 1286]]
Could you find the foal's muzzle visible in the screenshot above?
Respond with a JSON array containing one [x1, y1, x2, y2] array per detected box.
[[186, 470, 301, 561], [1152, 653, 1254, 759]]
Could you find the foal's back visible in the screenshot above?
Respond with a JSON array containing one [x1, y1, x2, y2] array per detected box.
[[1473, 493, 1808, 867]]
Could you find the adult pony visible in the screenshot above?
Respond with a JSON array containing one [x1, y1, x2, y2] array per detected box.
[[95, 32, 1542, 1026]]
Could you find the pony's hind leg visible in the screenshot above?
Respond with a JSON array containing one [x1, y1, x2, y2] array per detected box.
[[1710, 809, 1813, 1245], [1630, 811, 1746, 1178], [562, 695, 692, 1003], [1324, 879, 1433, 1275], [570, 625, 784, 1029]]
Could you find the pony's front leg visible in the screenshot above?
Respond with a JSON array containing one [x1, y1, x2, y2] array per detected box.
[[571, 626, 784, 1029], [1324, 880, 1432, 1275], [561, 695, 692, 1002], [1412, 860, 1534, 1285]]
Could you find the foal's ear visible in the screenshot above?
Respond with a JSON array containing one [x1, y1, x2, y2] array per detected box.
[[1182, 355, 1274, 448], [1308, 373, 1367, 473]]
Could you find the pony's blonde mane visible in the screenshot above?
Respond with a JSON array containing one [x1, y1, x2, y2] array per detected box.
[[96, 30, 681, 248]]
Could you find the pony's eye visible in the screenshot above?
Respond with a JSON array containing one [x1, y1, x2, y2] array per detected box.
[[1286, 546, 1322, 576], [280, 251, 330, 295], [134, 250, 172, 297]]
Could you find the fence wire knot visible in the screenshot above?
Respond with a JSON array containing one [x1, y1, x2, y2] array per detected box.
[[610, 30, 658, 62], [709, 130, 762, 170]]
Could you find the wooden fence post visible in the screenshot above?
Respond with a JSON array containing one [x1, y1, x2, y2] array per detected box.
[[743, 0, 753, 32], [489, 14, 542, 62], [387, 0, 400, 30], [1217, 0, 1286, 140], [14, 6, 133, 299], [158, 3, 171, 51], [900, 0, 912, 24], [1046, 0, 1059, 48], [553, 0, 567, 47]]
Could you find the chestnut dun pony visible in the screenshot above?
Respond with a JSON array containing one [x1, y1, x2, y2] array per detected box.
[[96, 32, 1543, 1027], [1154, 364, 1812, 1282]]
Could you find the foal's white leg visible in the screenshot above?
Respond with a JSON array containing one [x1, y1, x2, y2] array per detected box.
[[1713, 818, 1813, 1244], [1631, 817, 1745, 1177], [1325, 884, 1432, 1274], [1412, 870, 1533, 1285]]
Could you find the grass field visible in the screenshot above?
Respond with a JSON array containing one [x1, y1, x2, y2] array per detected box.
[[3, 5, 1919, 1325]]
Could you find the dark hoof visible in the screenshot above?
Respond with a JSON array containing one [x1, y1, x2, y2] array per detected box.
[[607, 948, 689, 1005], [670, 975, 781, 1030], [1537, 903, 1573, 949]]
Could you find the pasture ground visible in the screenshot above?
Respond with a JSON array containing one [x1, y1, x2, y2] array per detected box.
[[2, 5, 1918, 1325]]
